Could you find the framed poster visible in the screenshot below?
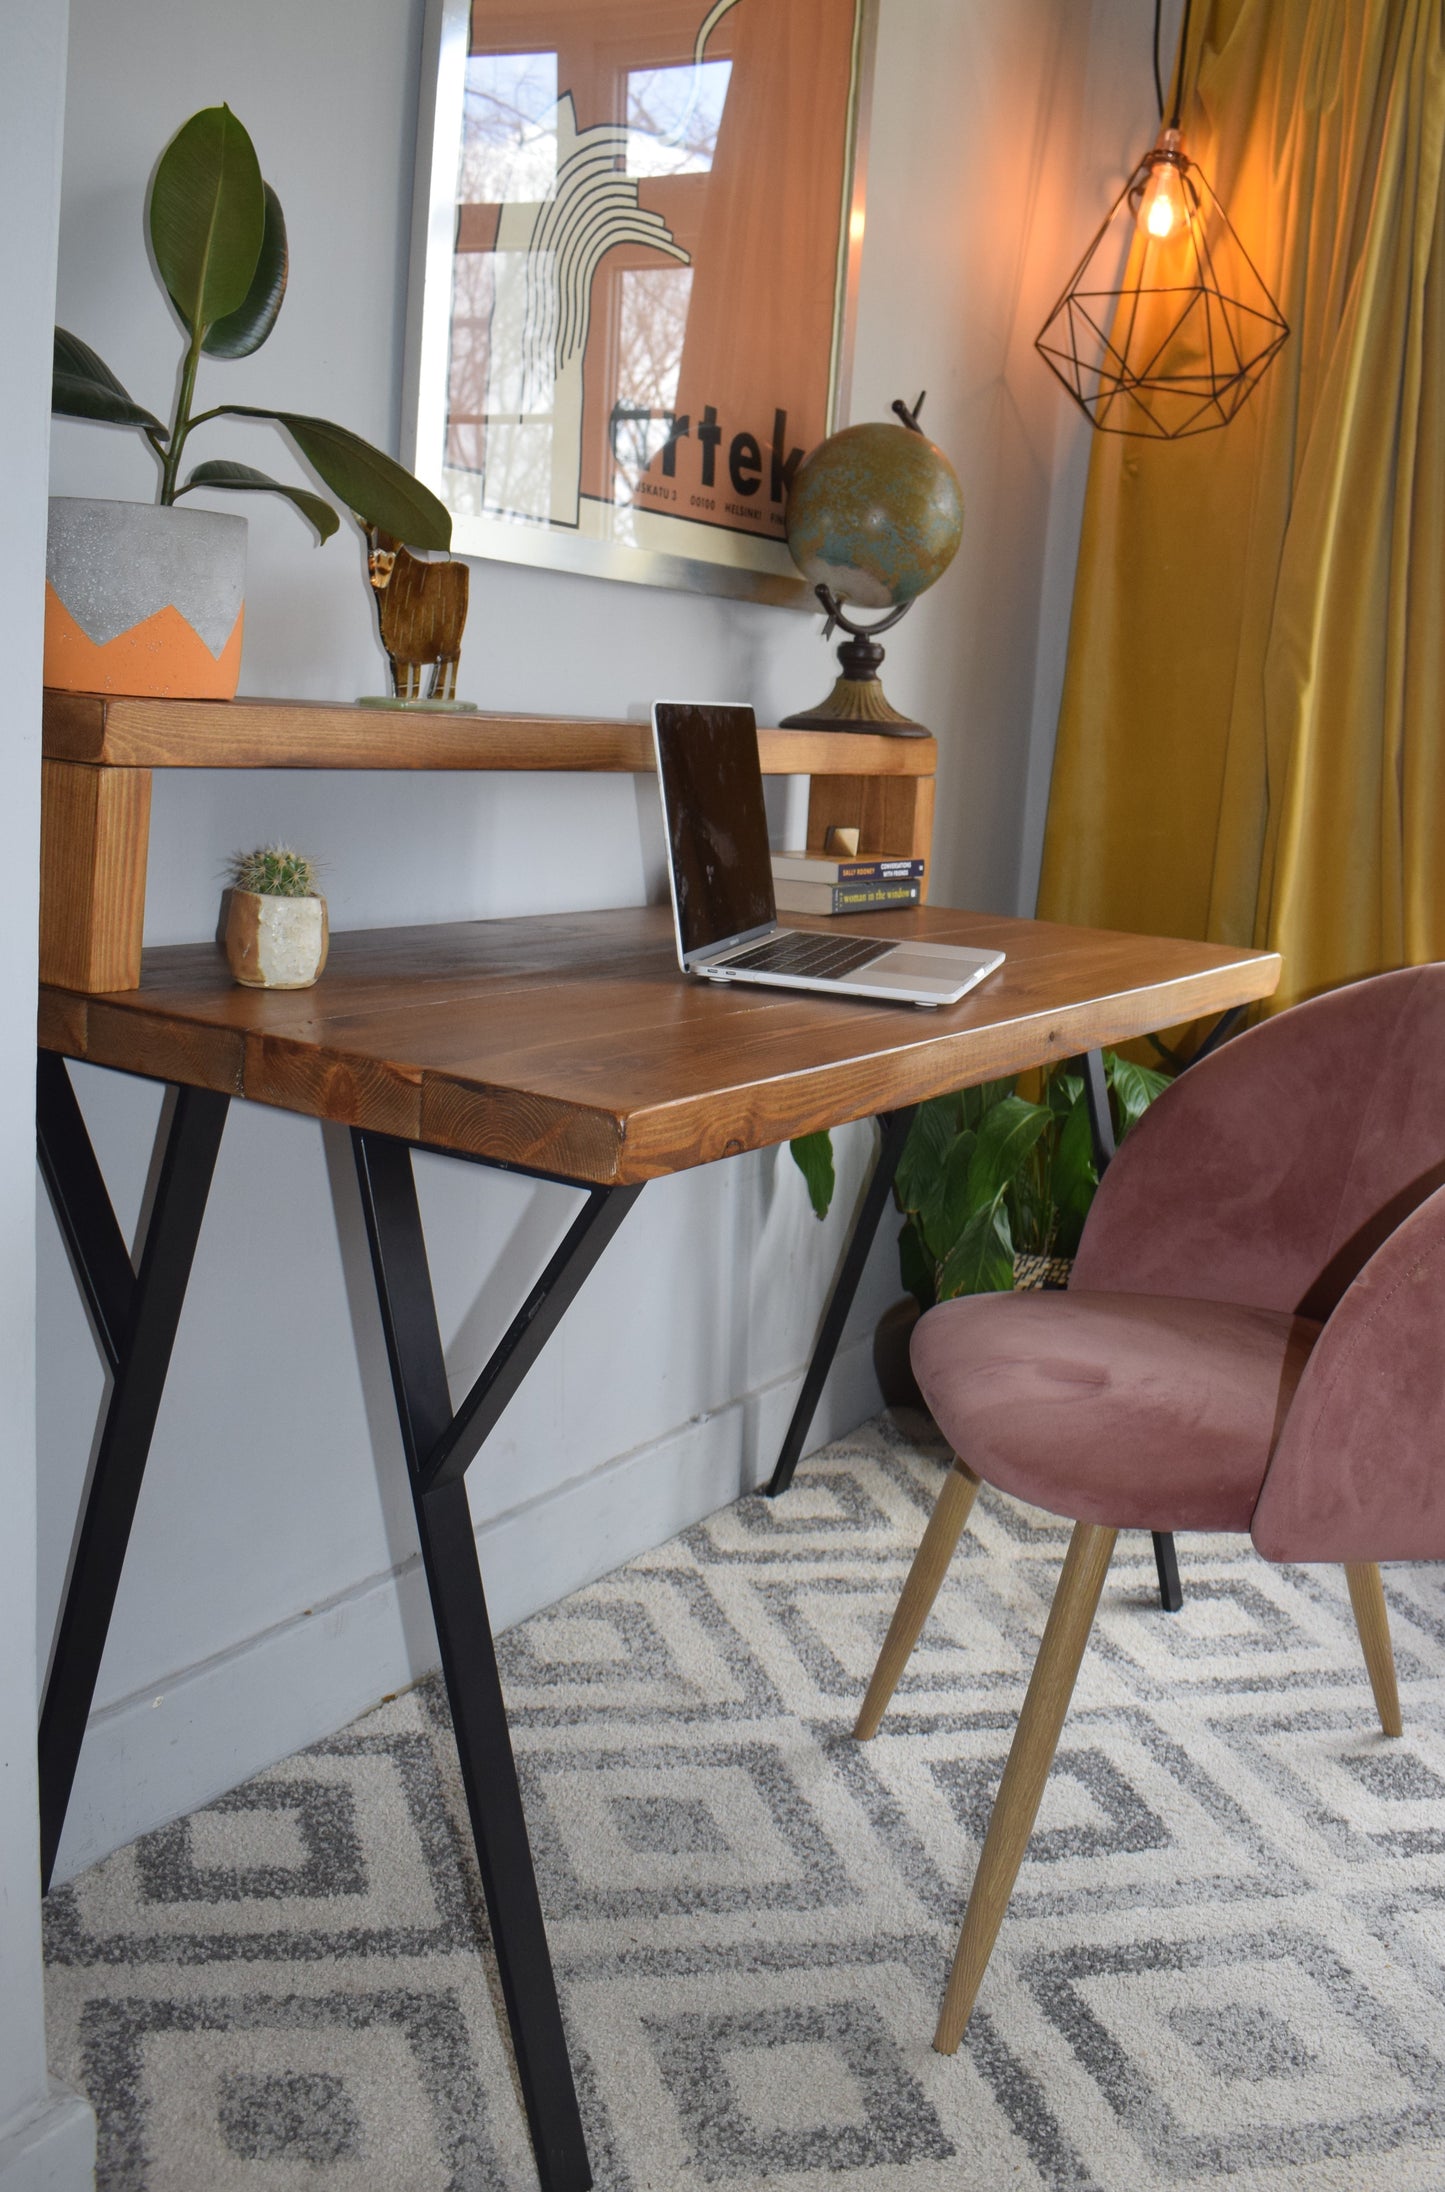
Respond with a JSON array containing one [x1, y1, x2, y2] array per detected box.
[[403, 0, 875, 602]]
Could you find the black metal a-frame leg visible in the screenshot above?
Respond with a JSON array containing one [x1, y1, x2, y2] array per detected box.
[[767, 1106, 918, 1497], [36, 1055, 231, 1890], [351, 1129, 641, 2192], [1081, 1047, 1183, 1613]]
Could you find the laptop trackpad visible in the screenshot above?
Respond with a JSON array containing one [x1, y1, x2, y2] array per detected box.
[[844, 944, 1000, 997]]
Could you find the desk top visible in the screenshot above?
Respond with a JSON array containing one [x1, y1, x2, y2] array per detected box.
[[39, 906, 1281, 1184]]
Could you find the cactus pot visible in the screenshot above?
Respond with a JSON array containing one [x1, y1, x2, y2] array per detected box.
[[224, 890, 329, 989], [44, 498, 246, 699]]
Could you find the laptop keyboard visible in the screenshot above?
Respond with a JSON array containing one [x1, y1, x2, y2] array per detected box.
[[716, 929, 890, 980]]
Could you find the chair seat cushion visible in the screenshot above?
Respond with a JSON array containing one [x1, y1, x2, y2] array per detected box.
[[910, 1291, 1322, 1531]]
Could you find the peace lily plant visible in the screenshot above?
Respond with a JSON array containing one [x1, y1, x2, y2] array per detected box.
[[52, 102, 450, 554], [791, 1052, 1171, 1303]]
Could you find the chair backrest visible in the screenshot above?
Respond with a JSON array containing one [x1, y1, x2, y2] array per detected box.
[[1070, 964, 1445, 1319], [1251, 1178, 1445, 1562]]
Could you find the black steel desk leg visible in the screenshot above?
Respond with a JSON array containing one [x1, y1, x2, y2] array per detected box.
[[36, 1065, 230, 1890], [767, 1106, 918, 1498], [1080, 1048, 1183, 1614], [351, 1130, 593, 2192]]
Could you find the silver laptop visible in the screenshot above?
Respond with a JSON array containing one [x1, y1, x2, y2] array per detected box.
[[651, 701, 1004, 1007]]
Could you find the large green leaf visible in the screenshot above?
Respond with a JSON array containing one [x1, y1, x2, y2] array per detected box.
[[919, 1130, 978, 1263], [53, 328, 166, 433], [788, 1132, 835, 1221], [1107, 1053, 1171, 1136], [176, 459, 339, 540], [1051, 1096, 1098, 1255], [959, 1077, 1015, 1132], [150, 105, 265, 336], [895, 1097, 961, 1216], [203, 183, 288, 357], [897, 1214, 936, 1313], [218, 406, 452, 548], [964, 1094, 1052, 1209], [937, 1197, 1014, 1299], [1046, 1067, 1083, 1117]]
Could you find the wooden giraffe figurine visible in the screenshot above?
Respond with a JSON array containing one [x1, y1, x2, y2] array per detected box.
[[366, 529, 469, 701]]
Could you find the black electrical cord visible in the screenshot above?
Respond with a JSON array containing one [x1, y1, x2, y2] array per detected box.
[[1153, 0, 1194, 129], [1168, 0, 1194, 131]]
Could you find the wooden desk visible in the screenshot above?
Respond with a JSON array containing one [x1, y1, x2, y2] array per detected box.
[[39, 693, 937, 994], [37, 905, 1280, 2192]]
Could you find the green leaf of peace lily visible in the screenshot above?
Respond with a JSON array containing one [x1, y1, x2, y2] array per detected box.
[[936, 1196, 1015, 1299], [788, 1132, 836, 1221], [52, 328, 168, 434], [963, 1093, 1052, 1210], [1107, 1053, 1171, 1135], [150, 105, 265, 336], [898, 1214, 936, 1313], [959, 1077, 1015, 1133], [203, 183, 288, 358], [919, 1130, 977, 1263], [894, 1096, 959, 1215], [1050, 1095, 1098, 1250], [215, 407, 452, 549], [176, 460, 339, 540]]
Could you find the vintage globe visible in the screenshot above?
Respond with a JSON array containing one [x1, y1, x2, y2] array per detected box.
[[784, 419, 964, 610]]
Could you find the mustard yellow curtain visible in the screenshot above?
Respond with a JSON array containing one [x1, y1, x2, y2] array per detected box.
[[1037, 0, 1445, 1010]]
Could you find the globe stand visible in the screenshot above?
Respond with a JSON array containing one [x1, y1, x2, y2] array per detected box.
[[779, 588, 929, 739]]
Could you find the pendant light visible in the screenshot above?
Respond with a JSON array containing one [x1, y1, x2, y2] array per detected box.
[[1036, 0, 1288, 439]]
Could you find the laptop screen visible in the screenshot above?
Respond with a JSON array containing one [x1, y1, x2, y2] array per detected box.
[[653, 702, 776, 958]]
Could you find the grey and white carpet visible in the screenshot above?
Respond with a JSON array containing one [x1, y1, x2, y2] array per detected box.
[[43, 1412, 1445, 2190]]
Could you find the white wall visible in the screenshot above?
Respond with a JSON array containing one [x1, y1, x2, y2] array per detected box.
[[0, 2, 97, 2186], [39, 0, 1098, 1875]]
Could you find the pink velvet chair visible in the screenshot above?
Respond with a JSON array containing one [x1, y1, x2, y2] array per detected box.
[[852, 963, 1445, 2054]]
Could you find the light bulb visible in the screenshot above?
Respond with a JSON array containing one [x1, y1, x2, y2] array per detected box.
[[1136, 131, 1190, 242]]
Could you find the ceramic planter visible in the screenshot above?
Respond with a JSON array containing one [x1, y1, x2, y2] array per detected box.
[[224, 890, 329, 989], [45, 497, 246, 699]]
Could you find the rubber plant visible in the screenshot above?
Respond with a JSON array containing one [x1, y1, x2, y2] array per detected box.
[[789, 1054, 1170, 1306], [51, 104, 450, 552]]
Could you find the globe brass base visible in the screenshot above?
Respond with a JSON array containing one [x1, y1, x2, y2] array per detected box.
[[780, 634, 930, 739]]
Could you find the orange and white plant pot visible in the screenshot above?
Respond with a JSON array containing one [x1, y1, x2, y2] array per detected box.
[[45, 497, 246, 699]]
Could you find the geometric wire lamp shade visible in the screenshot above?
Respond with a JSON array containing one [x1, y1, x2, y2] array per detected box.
[[1037, 133, 1289, 439]]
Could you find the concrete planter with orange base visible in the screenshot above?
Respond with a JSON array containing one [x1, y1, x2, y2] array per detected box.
[[45, 498, 246, 699]]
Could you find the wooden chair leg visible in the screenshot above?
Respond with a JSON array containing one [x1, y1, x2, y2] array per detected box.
[[854, 1461, 981, 1740], [934, 1521, 1117, 2054], [1344, 1562, 1402, 1737]]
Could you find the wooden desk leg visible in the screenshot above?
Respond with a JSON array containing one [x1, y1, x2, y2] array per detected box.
[[40, 759, 152, 993], [36, 1061, 229, 1888], [767, 1106, 917, 1498], [351, 1131, 641, 2192]]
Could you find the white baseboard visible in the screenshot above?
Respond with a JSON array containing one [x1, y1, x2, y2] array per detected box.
[[53, 1339, 881, 1881], [0, 2087, 95, 2192]]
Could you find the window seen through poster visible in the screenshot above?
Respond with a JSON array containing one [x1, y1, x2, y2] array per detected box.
[[422, 0, 871, 596]]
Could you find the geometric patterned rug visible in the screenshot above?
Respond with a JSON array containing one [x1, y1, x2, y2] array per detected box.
[[43, 1410, 1445, 2190]]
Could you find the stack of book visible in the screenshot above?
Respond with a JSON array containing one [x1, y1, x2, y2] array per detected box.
[[771, 850, 925, 915]]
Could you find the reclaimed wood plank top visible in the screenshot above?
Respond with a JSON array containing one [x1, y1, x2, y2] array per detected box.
[[39, 906, 1282, 1184], [41, 693, 936, 778]]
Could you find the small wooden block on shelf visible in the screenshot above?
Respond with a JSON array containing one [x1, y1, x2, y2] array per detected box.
[[39, 692, 937, 996]]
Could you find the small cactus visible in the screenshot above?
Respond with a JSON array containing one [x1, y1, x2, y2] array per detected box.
[[227, 844, 320, 898]]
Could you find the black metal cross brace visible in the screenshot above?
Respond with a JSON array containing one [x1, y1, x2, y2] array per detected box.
[[766, 1105, 918, 1496], [350, 1128, 642, 2192], [36, 1055, 231, 1891], [35, 1062, 645, 2192]]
